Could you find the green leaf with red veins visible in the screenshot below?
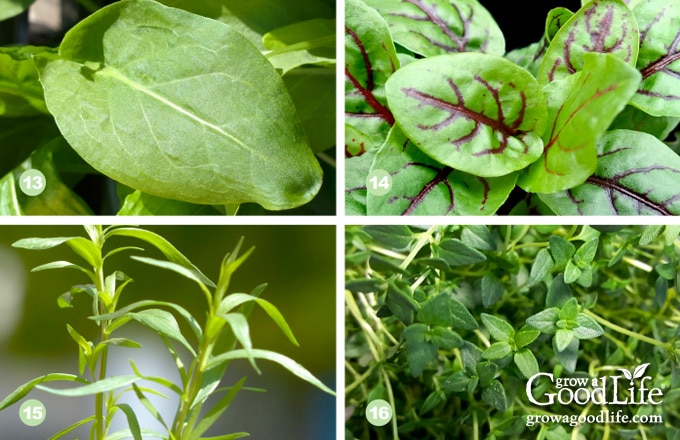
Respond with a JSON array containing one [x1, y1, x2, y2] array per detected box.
[[385, 53, 547, 177], [362, 0, 504, 57], [345, 0, 398, 149], [366, 127, 516, 215], [519, 53, 641, 193], [539, 129, 680, 215], [609, 105, 680, 140], [345, 149, 375, 216], [630, 1, 680, 117], [538, 0, 639, 85]]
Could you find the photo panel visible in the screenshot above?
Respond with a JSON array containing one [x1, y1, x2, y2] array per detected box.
[[345, 224, 679, 439], [0, 224, 336, 438], [1, 0, 336, 216], [345, 0, 680, 216]]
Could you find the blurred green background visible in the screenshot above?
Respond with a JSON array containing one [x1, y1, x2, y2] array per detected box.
[[0, 224, 336, 438]]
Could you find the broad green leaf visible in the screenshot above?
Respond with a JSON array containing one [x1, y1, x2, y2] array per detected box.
[[514, 349, 540, 379], [0, 0, 35, 21], [554, 328, 576, 352], [106, 227, 214, 288], [127, 309, 196, 356], [0, 172, 21, 215], [573, 313, 604, 339], [0, 373, 85, 410], [345, 0, 398, 146], [640, 225, 665, 246], [481, 313, 514, 342], [404, 324, 438, 377], [528, 248, 554, 287], [481, 379, 507, 412], [118, 190, 220, 215], [631, 1, 680, 117], [41, 0, 322, 210], [284, 66, 335, 153], [386, 53, 547, 177], [538, 0, 639, 85], [206, 348, 335, 395], [436, 238, 486, 266], [36, 375, 140, 397], [520, 53, 641, 193], [482, 341, 512, 360], [345, 124, 372, 158], [363, 0, 505, 57], [0, 46, 54, 116], [366, 126, 516, 215], [0, 115, 60, 178], [263, 19, 335, 74], [526, 308, 559, 333], [344, 150, 373, 215], [539, 130, 680, 215], [188, 377, 247, 440]]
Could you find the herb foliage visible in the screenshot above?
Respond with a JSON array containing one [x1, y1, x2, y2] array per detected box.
[[346, 225, 680, 439], [345, 0, 680, 215]]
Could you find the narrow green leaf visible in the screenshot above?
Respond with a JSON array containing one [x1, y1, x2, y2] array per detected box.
[[48, 415, 96, 440], [131, 256, 212, 305], [106, 227, 214, 288], [218, 313, 258, 373], [127, 309, 196, 357], [188, 377, 247, 440], [131, 384, 168, 430], [514, 349, 540, 379], [30, 261, 95, 280], [481, 313, 514, 342], [36, 375, 139, 397], [263, 19, 335, 74], [115, 403, 143, 440], [0, 373, 86, 410], [420, 391, 444, 414], [105, 429, 166, 440], [640, 225, 664, 246], [363, 225, 413, 250], [12, 236, 79, 250], [384, 278, 419, 325], [206, 349, 334, 395], [386, 53, 547, 177], [0, 0, 36, 22]]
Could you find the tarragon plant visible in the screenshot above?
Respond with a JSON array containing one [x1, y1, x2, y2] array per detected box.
[[0, 225, 334, 439], [0, 0, 335, 215], [345, 0, 680, 215]]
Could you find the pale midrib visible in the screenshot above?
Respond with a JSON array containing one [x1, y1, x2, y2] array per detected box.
[[99, 66, 269, 162]]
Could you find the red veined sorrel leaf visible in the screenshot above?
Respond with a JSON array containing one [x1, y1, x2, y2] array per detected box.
[[539, 129, 680, 215], [345, 0, 398, 149], [538, 0, 639, 85], [362, 0, 504, 57], [630, 0, 680, 117], [519, 53, 641, 193], [385, 52, 547, 177], [366, 126, 516, 215]]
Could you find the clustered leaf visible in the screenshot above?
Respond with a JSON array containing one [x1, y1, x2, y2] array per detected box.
[[346, 0, 680, 215]]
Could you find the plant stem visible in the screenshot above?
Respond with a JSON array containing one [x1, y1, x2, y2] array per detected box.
[[583, 310, 671, 350], [94, 256, 107, 439]]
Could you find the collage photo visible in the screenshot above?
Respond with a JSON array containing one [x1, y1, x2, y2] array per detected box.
[[1, 0, 680, 439]]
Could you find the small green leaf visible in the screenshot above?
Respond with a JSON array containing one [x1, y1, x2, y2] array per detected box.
[[385, 278, 419, 325], [429, 327, 463, 350], [514, 349, 540, 379], [528, 248, 554, 287], [482, 380, 508, 412], [441, 371, 469, 393], [526, 308, 559, 333], [558, 298, 580, 320], [188, 377, 247, 440], [363, 225, 413, 250], [481, 274, 504, 308], [437, 239, 487, 267], [482, 342, 513, 360], [0, 373, 86, 410], [574, 239, 599, 264], [564, 260, 582, 284], [549, 236, 576, 267], [640, 225, 664, 246], [418, 292, 453, 326], [573, 313, 604, 339], [481, 313, 514, 342], [420, 391, 445, 414], [554, 337, 579, 372], [450, 297, 479, 331], [546, 274, 573, 308], [476, 361, 499, 387], [263, 19, 335, 74], [461, 226, 496, 251], [515, 329, 541, 349], [554, 328, 575, 352], [404, 324, 438, 377]]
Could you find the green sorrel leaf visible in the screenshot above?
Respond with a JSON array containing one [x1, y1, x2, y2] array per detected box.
[[539, 129, 680, 215], [538, 0, 639, 85], [631, 1, 680, 117], [362, 0, 505, 57], [519, 53, 641, 192], [386, 52, 547, 177], [41, 0, 322, 210]]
